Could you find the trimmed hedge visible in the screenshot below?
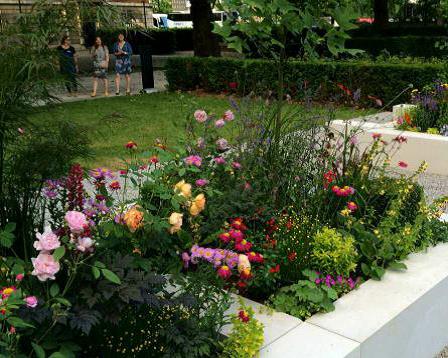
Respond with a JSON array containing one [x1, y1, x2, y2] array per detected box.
[[350, 24, 448, 37], [347, 36, 448, 58], [165, 57, 447, 106]]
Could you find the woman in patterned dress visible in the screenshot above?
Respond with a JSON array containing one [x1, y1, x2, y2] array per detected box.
[[90, 37, 109, 97], [113, 33, 133, 96]]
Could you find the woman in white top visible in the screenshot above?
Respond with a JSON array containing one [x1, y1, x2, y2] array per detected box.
[[91, 37, 109, 97]]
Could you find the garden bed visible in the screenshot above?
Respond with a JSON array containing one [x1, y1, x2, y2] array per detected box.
[[227, 241, 448, 357]]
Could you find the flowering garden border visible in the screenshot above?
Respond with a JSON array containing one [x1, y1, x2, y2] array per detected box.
[[224, 240, 448, 357]]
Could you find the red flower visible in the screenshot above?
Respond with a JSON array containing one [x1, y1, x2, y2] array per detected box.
[[398, 161, 408, 168], [247, 252, 264, 263], [269, 264, 280, 273], [240, 268, 252, 280], [125, 141, 137, 149], [109, 181, 121, 190], [347, 201, 358, 212], [323, 170, 336, 189], [230, 218, 247, 231], [149, 156, 159, 164], [219, 232, 231, 244], [229, 229, 244, 241], [217, 266, 232, 279], [404, 112, 412, 125], [119, 169, 128, 175], [288, 252, 297, 261], [229, 82, 239, 89], [286, 220, 293, 230], [238, 310, 250, 323], [394, 135, 407, 144], [372, 133, 382, 139], [235, 239, 252, 252], [236, 281, 247, 289], [337, 83, 352, 96]]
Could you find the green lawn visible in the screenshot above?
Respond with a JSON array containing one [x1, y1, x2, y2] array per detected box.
[[31, 92, 376, 169]]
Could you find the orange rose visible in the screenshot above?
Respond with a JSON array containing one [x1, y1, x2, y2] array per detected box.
[[174, 180, 192, 198], [189, 194, 206, 216], [124, 206, 144, 232], [168, 212, 183, 234]]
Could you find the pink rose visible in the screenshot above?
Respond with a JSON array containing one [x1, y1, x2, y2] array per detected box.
[[76, 237, 95, 253], [195, 179, 209, 187], [223, 110, 234, 121], [65, 211, 88, 234], [231, 162, 242, 170], [215, 119, 225, 128], [16, 274, 24, 281], [194, 110, 207, 123], [216, 138, 230, 151], [33, 229, 60, 252], [31, 252, 60, 281], [184, 155, 202, 167], [24, 296, 38, 308]]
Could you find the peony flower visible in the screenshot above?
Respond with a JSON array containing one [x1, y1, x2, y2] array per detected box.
[[195, 178, 209, 187], [24, 296, 38, 308], [194, 110, 207, 123], [190, 194, 206, 216], [124, 206, 144, 232], [174, 180, 192, 198], [217, 265, 232, 279], [237, 254, 251, 273], [34, 229, 60, 252], [76, 237, 94, 253], [31, 252, 60, 281], [238, 310, 250, 323], [398, 161, 408, 168], [223, 110, 234, 122], [215, 119, 225, 128], [184, 155, 202, 167], [231, 162, 242, 170], [235, 239, 252, 252], [125, 141, 137, 149], [168, 212, 183, 234], [109, 181, 121, 191], [65, 211, 88, 234], [216, 138, 230, 151], [214, 156, 226, 165]]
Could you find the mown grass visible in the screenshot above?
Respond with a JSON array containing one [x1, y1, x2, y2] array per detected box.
[[31, 92, 376, 169]]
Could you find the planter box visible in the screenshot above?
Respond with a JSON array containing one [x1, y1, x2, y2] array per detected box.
[[330, 114, 448, 176], [224, 243, 448, 357]]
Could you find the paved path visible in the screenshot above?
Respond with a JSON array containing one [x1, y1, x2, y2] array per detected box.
[[53, 70, 167, 103]]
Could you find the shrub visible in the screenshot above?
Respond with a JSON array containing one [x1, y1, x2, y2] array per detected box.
[[310, 227, 358, 276], [165, 57, 446, 106]]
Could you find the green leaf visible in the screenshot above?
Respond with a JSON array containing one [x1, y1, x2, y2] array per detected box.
[[94, 261, 106, 269], [54, 298, 72, 307], [52, 246, 65, 261], [7, 316, 34, 328], [92, 266, 100, 280], [31, 342, 46, 358], [101, 269, 121, 284], [50, 283, 60, 298], [4, 222, 16, 233], [48, 353, 66, 358], [388, 261, 407, 271]]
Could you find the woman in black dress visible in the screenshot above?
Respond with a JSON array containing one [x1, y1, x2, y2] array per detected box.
[[57, 35, 79, 96]]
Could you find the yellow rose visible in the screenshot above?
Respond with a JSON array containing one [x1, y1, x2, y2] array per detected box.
[[189, 193, 206, 216], [174, 180, 192, 198], [168, 212, 183, 234], [124, 206, 144, 232], [237, 254, 251, 273]]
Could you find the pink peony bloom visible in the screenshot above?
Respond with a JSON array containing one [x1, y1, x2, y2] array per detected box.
[[31, 252, 60, 281], [184, 155, 202, 167], [215, 119, 226, 128], [33, 229, 60, 252], [195, 179, 209, 187], [223, 110, 235, 122], [194, 110, 207, 123], [24, 296, 38, 308], [65, 211, 88, 234], [76, 237, 95, 253], [216, 138, 230, 151], [231, 162, 242, 170], [214, 156, 226, 165]]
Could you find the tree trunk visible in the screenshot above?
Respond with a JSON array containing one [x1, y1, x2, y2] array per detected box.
[[190, 0, 220, 57], [373, 0, 389, 29]]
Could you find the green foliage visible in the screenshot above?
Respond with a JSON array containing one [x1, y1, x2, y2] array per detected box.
[[221, 299, 264, 358], [311, 227, 358, 276], [165, 56, 444, 106], [270, 269, 337, 319]]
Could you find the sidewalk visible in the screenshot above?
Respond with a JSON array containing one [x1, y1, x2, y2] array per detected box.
[[54, 70, 167, 103]]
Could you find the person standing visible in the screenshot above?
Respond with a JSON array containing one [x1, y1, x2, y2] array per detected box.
[[90, 37, 109, 97], [112, 33, 133, 96], [57, 35, 78, 96]]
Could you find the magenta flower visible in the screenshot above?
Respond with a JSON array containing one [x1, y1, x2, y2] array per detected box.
[[65, 211, 88, 234], [215, 119, 225, 128], [231, 162, 242, 170], [194, 110, 207, 123], [89, 167, 114, 181], [398, 161, 408, 168], [223, 110, 235, 122], [214, 156, 226, 165], [216, 138, 230, 151], [184, 155, 202, 167], [195, 178, 209, 187], [31, 252, 60, 281], [24, 296, 38, 308], [182, 252, 190, 268], [33, 229, 60, 252]]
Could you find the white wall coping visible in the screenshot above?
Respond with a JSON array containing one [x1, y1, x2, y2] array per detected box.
[[227, 242, 448, 357]]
